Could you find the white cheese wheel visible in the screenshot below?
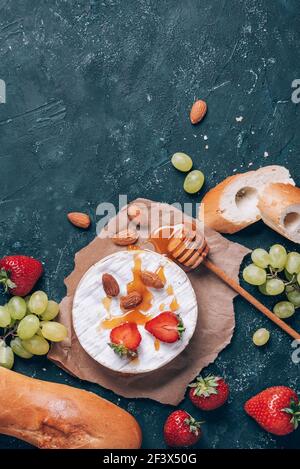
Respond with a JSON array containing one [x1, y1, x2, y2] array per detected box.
[[72, 250, 198, 374]]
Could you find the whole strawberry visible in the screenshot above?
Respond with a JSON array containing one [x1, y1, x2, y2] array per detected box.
[[189, 375, 229, 410], [164, 410, 202, 447], [245, 386, 300, 436], [0, 255, 43, 296]]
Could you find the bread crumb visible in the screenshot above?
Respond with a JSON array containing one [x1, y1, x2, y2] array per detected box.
[[248, 162, 253, 167], [233, 168, 237, 172], [236, 116, 244, 122], [264, 151, 269, 158], [203, 135, 208, 140], [205, 145, 209, 150]]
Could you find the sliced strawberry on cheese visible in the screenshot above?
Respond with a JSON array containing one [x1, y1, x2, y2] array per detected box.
[[145, 311, 185, 343], [109, 322, 142, 359]]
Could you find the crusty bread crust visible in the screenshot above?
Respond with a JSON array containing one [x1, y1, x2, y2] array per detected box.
[[201, 173, 255, 234], [258, 183, 300, 242], [200, 166, 294, 234], [0, 368, 142, 449]]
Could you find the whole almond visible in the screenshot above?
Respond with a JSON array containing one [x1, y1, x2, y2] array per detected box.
[[140, 271, 165, 289], [102, 273, 120, 297], [127, 204, 142, 223], [112, 229, 139, 246], [190, 99, 207, 124], [120, 291, 143, 310], [67, 212, 91, 229]]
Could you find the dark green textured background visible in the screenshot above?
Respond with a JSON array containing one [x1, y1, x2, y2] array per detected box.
[[0, 0, 300, 449]]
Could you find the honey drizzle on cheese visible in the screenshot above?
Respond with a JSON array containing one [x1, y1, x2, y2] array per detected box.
[[170, 297, 179, 312], [154, 338, 160, 351], [102, 254, 166, 329], [102, 297, 112, 318], [156, 265, 166, 284]]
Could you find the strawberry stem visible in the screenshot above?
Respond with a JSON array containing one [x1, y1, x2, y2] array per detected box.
[[0, 268, 16, 293], [283, 399, 300, 429], [184, 415, 204, 435], [177, 316, 185, 338], [189, 374, 220, 397], [108, 342, 137, 360]]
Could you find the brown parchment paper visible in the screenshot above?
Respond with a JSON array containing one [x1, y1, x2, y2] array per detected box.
[[48, 199, 250, 405]]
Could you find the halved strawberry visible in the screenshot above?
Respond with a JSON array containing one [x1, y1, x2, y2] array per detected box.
[[109, 322, 142, 359], [145, 311, 185, 343]]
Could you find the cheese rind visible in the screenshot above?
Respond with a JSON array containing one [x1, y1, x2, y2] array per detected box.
[[72, 250, 198, 374]]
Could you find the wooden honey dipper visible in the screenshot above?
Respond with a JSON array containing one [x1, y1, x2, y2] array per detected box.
[[150, 223, 300, 341]]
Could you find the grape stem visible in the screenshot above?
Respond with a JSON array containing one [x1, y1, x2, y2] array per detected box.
[[0, 326, 17, 342]]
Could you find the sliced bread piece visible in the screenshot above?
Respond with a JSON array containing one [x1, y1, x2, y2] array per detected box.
[[200, 165, 294, 234], [258, 183, 300, 244]]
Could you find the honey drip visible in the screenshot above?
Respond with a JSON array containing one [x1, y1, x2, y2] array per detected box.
[[156, 265, 166, 284], [154, 338, 160, 351], [170, 297, 179, 312], [102, 254, 153, 329], [102, 297, 112, 316], [148, 222, 199, 258], [148, 225, 176, 256], [127, 244, 141, 251], [130, 357, 140, 366]]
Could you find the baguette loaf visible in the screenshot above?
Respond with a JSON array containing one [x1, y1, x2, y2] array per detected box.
[[0, 368, 142, 449], [201, 166, 294, 233], [258, 183, 300, 244]]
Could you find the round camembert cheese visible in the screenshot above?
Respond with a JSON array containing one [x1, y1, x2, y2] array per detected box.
[[72, 249, 198, 374]]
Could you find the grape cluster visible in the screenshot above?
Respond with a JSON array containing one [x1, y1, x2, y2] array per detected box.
[[243, 244, 300, 320], [0, 291, 67, 369]]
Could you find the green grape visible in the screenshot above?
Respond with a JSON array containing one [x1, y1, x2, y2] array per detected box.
[[285, 284, 295, 293], [0, 305, 11, 328], [284, 269, 294, 282], [253, 328, 270, 346], [24, 295, 31, 308], [17, 314, 40, 340], [265, 278, 285, 296], [40, 300, 59, 321], [273, 301, 295, 319], [22, 335, 49, 355], [171, 152, 193, 172], [41, 322, 68, 342], [258, 283, 271, 296], [0, 345, 14, 369], [286, 252, 300, 274], [28, 291, 48, 316], [286, 289, 300, 307], [183, 170, 205, 194], [269, 244, 287, 270], [7, 296, 26, 320], [243, 264, 267, 286], [10, 337, 33, 359], [251, 249, 270, 269]]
